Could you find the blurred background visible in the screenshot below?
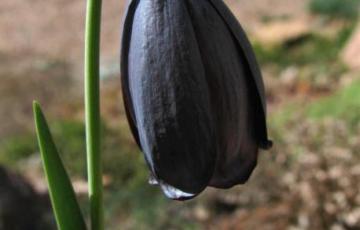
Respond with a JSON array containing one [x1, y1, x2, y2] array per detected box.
[[0, 0, 360, 229]]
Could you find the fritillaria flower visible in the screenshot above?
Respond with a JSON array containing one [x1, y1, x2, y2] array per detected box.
[[121, 0, 272, 200]]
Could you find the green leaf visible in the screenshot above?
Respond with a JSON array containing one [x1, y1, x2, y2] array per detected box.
[[33, 101, 87, 230]]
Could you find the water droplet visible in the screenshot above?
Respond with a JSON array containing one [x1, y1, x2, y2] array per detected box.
[[148, 173, 159, 185], [159, 182, 195, 200]]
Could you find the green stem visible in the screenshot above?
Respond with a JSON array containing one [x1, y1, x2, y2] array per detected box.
[[84, 0, 103, 229]]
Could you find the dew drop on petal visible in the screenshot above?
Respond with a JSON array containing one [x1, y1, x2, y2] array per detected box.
[[159, 182, 196, 200], [148, 173, 159, 185], [147, 174, 196, 200]]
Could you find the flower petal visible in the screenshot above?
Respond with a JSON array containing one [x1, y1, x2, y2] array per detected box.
[[121, 0, 142, 150], [208, 0, 272, 149], [184, 0, 263, 188], [122, 0, 216, 195]]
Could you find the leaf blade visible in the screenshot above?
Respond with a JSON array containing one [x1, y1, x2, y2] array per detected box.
[[33, 101, 87, 230]]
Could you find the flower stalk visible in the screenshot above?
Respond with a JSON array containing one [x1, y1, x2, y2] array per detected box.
[[85, 0, 103, 228]]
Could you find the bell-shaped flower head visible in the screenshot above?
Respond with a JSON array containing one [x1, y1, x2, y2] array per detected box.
[[121, 0, 272, 200]]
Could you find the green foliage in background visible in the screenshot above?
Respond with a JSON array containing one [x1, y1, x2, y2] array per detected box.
[[270, 80, 360, 137], [308, 80, 360, 128], [0, 120, 87, 173], [309, 0, 360, 19], [0, 135, 37, 164], [254, 25, 354, 67]]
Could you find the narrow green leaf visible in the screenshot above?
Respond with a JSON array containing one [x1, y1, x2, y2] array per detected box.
[[33, 101, 87, 230]]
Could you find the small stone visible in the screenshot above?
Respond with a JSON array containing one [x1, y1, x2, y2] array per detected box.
[[342, 25, 360, 70], [252, 18, 311, 46]]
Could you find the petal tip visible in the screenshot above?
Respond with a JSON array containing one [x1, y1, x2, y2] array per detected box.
[[260, 140, 273, 150]]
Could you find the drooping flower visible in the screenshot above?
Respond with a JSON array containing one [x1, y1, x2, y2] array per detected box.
[[121, 0, 272, 200]]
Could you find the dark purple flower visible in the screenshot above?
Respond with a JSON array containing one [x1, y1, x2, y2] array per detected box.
[[121, 0, 272, 200]]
